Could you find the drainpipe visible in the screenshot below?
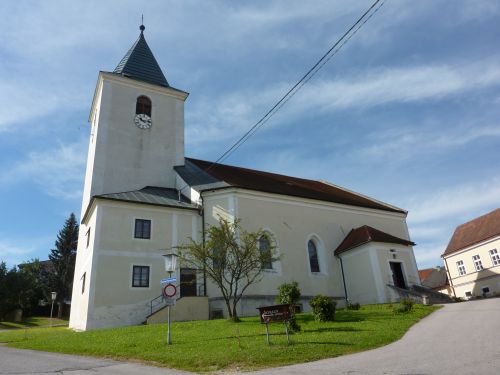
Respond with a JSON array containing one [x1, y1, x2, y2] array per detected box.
[[337, 254, 349, 303], [443, 256, 456, 298], [200, 195, 207, 297]]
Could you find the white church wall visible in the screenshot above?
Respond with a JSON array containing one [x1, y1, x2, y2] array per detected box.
[[75, 200, 200, 329], [200, 188, 411, 317], [84, 73, 187, 204]]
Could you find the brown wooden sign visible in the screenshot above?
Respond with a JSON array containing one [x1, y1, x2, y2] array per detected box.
[[257, 304, 291, 324]]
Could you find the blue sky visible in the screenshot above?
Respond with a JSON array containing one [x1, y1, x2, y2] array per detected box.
[[1, 0, 499, 269]]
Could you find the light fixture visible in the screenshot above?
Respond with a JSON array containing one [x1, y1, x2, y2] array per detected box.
[[162, 252, 178, 275]]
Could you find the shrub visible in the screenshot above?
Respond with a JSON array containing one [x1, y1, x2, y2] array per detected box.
[[276, 281, 301, 332], [347, 301, 360, 310], [393, 297, 413, 313], [309, 295, 336, 322]]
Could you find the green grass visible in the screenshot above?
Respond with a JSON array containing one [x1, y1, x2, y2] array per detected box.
[[0, 304, 439, 372], [0, 316, 68, 330]]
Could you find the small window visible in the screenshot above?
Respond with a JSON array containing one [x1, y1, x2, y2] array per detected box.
[[472, 255, 483, 272], [81, 272, 86, 294], [132, 266, 150, 288], [456, 260, 466, 276], [308, 240, 320, 273], [134, 219, 151, 239], [489, 249, 500, 266], [86, 228, 91, 248], [259, 235, 272, 270], [482, 286, 490, 294], [465, 291, 472, 297], [136, 96, 151, 116]]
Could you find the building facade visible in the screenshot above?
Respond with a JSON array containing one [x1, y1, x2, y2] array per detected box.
[[442, 208, 500, 299], [69, 25, 420, 331]]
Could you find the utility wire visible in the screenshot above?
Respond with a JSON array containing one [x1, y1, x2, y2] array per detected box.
[[179, 0, 384, 196]]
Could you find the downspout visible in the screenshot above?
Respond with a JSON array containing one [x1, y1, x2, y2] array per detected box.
[[200, 195, 207, 297], [442, 256, 456, 298], [337, 254, 349, 303]]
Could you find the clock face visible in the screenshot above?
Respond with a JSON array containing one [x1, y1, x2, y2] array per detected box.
[[134, 114, 152, 129]]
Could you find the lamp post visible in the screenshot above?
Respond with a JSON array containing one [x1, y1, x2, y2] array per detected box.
[[162, 253, 178, 345], [50, 292, 57, 327]]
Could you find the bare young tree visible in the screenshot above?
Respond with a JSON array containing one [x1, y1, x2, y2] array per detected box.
[[177, 217, 279, 321]]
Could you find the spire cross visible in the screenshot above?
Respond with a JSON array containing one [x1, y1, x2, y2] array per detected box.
[[140, 15, 145, 34]]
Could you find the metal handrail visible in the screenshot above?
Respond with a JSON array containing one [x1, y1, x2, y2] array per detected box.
[[150, 294, 165, 316]]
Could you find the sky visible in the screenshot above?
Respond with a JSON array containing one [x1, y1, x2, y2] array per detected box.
[[0, 0, 499, 269]]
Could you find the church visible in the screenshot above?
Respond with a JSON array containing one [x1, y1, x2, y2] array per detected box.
[[69, 25, 420, 331]]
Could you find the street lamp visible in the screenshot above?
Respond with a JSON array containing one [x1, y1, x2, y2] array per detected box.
[[50, 292, 57, 327], [162, 252, 178, 345]]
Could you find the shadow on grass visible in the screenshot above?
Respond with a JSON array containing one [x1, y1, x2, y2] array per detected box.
[[303, 326, 364, 333]]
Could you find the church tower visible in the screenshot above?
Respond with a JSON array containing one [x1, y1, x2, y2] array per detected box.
[[81, 24, 188, 212]]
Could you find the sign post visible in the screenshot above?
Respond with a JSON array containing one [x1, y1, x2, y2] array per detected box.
[[162, 252, 178, 346], [256, 304, 291, 345]]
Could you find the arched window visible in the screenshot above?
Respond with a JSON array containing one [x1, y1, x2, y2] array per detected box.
[[308, 239, 320, 273], [136, 96, 152, 116], [259, 235, 273, 270]]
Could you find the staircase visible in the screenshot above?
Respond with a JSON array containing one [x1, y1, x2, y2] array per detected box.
[[146, 296, 209, 324], [388, 284, 455, 304]]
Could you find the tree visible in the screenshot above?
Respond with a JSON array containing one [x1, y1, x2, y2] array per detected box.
[[178, 217, 280, 321], [48, 213, 79, 318], [276, 281, 301, 332]]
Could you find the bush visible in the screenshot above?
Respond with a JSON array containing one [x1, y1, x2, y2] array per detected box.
[[347, 301, 361, 310], [309, 295, 336, 322], [393, 297, 413, 313], [276, 281, 301, 332]]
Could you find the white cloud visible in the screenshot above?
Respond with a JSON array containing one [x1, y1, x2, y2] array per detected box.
[[0, 139, 87, 199], [0, 239, 35, 267]]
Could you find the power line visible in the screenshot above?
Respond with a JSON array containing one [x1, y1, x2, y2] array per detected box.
[[179, 0, 385, 195]]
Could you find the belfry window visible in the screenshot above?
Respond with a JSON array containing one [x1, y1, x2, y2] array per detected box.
[[136, 96, 152, 116]]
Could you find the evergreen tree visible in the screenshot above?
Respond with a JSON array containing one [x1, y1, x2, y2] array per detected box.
[[48, 213, 79, 318]]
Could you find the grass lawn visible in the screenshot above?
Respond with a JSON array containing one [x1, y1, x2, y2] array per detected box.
[[0, 304, 439, 372], [0, 316, 68, 330]]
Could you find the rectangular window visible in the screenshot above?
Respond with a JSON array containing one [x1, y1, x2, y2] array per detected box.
[[134, 219, 151, 239], [86, 228, 91, 248], [81, 272, 86, 294], [489, 249, 500, 266], [456, 260, 466, 276], [472, 255, 483, 271], [132, 265, 150, 288]]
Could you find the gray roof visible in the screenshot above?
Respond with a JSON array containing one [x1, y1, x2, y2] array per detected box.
[[96, 186, 198, 210], [174, 159, 229, 190], [113, 27, 169, 88]]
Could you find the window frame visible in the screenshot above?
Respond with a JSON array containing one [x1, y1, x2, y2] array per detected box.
[[456, 260, 466, 276], [472, 254, 483, 272], [489, 249, 500, 266], [85, 228, 91, 248], [307, 239, 321, 273], [134, 218, 151, 240], [132, 265, 150, 288], [136, 95, 152, 117], [258, 234, 273, 270], [81, 272, 86, 294]]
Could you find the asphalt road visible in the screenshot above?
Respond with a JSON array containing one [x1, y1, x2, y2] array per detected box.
[[1, 298, 499, 374]]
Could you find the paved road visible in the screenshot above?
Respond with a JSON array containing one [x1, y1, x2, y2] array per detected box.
[[251, 298, 500, 375], [0, 346, 189, 375], [1, 299, 499, 374]]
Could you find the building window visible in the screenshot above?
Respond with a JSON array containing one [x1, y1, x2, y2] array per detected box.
[[134, 219, 151, 239], [489, 249, 500, 266], [482, 286, 490, 294], [86, 228, 91, 248], [456, 260, 466, 276], [81, 272, 86, 294], [136, 96, 151, 116], [259, 235, 272, 270], [132, 266, 150, 288], [308, 240, 320, 273], [472, 255, 483, 271]]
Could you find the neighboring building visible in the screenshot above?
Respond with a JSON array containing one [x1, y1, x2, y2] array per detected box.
[[418, 266, 452, 296], [69, 24, 421, 331], [442, 208, 500, 299]]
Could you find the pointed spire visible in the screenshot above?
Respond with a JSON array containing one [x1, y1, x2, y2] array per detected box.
[[113, 22, 169, 88]]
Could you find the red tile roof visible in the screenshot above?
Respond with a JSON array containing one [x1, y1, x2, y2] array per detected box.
[[334, 225, 415, 255], [418, 268, 434, 282], [442, 208, 500, 257], [186, 158, 406, 214]]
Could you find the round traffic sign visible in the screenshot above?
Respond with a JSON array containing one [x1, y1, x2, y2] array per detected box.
[[163, 283, 177, 298]]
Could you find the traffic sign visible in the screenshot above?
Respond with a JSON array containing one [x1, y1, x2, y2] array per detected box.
[[164, 297, 176, 306], [163, 283, 177, 298], [160, 277, 177, 284]]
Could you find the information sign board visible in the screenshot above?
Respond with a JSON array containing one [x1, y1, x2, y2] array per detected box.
[[161, 277, 177, 284], [257, 304, 291, 324]]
